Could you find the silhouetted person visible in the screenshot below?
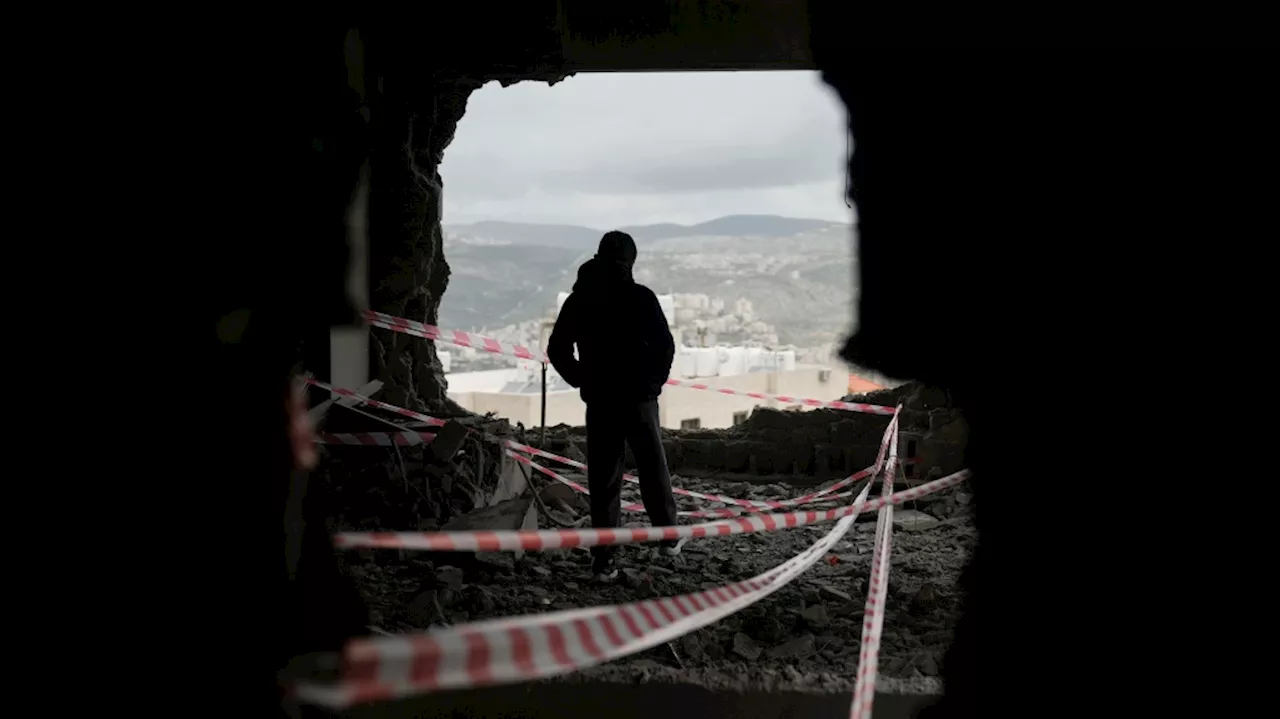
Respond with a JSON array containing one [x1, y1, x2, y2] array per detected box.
[[548, 231, 681, 581]]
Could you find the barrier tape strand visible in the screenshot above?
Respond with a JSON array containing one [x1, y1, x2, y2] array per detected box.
[[361, 309, 895, 416], [294, 469, 880, 709]]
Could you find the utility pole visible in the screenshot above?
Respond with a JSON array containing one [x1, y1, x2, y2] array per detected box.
[[539, 317, 555, 448]]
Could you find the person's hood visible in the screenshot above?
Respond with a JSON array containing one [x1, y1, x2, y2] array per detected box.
[[572, 257, 634, 293]]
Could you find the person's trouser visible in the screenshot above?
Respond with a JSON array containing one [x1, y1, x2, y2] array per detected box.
[[586, 398, 678, 562]]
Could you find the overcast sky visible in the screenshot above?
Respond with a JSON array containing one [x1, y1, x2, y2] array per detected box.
[[440, 71, 853, 229]]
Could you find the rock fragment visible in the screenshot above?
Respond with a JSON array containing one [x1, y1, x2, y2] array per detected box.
[[767, 634, 816, 659], [733, 632, 762, 660]]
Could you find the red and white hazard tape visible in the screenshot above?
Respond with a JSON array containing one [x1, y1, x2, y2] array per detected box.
[[661, 378, 895, 415], [304, 377, 897, 512], [360, 309, 895, 416], [335, 406, 901, 539], [507, 449, 855, 519], [333, 467, 968, 553], [309, 422, 907, 513], [305, 378, 446, 427], [364, 309, 541, 361], [317, 432, 437, 447], [849, 420, 901, 719], [504, 421, 898, 510], [294, 478, 875, 709]]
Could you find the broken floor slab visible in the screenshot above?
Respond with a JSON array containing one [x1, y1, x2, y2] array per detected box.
[[892, 509, 941, 532], [442, 494, 537, 559]]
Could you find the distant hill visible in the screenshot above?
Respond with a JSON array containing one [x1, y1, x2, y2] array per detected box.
[[444, 214, 847, 251], [443, 221, 602, 250], [622, 215, 838, 242], [439, 215, 858, 347]]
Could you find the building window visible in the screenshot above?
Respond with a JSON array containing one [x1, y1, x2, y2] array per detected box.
[[732, 411, 748, 426], [681, 418, 701, 430]]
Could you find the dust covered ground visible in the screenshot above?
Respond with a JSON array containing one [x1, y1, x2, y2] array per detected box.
[[338, 473, 974, 693]]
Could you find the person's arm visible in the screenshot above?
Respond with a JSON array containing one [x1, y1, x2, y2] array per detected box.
[[547, 294, 584, 387], [643, 290, 676, 386]]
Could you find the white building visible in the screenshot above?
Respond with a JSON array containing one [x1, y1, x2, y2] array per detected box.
[[445, 295, 849, 431], [446, 346, 847, 430]]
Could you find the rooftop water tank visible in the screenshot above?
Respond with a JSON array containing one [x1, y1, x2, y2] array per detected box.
[[694, 347, 719, 377], [779, 349, 797, 372], [745, 347, 765, 372], [719, 346, 746, 376], [677, 347, 698, 378], [439, 350, 452, 374], [556, 292, 570, 317]]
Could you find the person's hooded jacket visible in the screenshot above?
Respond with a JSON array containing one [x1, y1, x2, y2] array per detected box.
[[548, 246, 675, 404]]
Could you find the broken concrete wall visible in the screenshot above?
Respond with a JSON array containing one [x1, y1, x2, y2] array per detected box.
[[366, 80, 480, 414], [537, 383, 967, 479]]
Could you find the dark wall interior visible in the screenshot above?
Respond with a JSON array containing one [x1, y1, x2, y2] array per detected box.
[[187, 3, 1262, 718]]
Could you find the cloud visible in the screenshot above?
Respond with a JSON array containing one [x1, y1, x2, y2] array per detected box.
[[440, 71, 852, 227]]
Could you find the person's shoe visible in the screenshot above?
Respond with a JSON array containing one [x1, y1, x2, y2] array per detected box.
[[591, 556, 619, 583], [659, 537, 688, 557]]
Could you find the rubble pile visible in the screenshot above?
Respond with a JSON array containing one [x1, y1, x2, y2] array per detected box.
[[533, 382, 967, 479], [338, 472, 975, 688], [310, 404, 533, 532], [309, 381, 973, 690]]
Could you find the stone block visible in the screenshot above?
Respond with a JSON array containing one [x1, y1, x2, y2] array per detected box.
[[778, 442, 815, 475], [749, 446, 776, 475], [723, 440, 752, 473], [681, 439, 727, 469], [919, 440, 966, 479], [746, 407, 797, 431], [426, 420, 469, 464], [682, 430, 726, 440], [801, 408, 844, 427], [661, 439, 682, 468], [831, 419, 887, 446], [844, 442, 883, 472], [813, 444, 843, 478]]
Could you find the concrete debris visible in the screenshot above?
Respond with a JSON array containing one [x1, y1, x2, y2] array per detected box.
[[917, 653, 941, 677], [443, 495, 536, 533], [893, 509, 941, 532], [408, 588, 454, 625], [338, 465, 975, 688], [522, 381, 964, 479], [909, 582, 939, 615], [767, 634, 816, 660], [474, 552, 515, 573], [540, 482, 588, 512], [680, 633, 705, 660], [462, 586, 496, 613], [732, 633, 762, 661], [800, 605, 830, 629], [426, 420, 469, 464], [435, 566, 464, 590], [744, 616, 787, 643], [563, 441, 587, 463], [818, 584, 852, 603]]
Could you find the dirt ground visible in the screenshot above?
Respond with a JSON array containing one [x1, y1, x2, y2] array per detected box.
[[337, 472, 974, 693]]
